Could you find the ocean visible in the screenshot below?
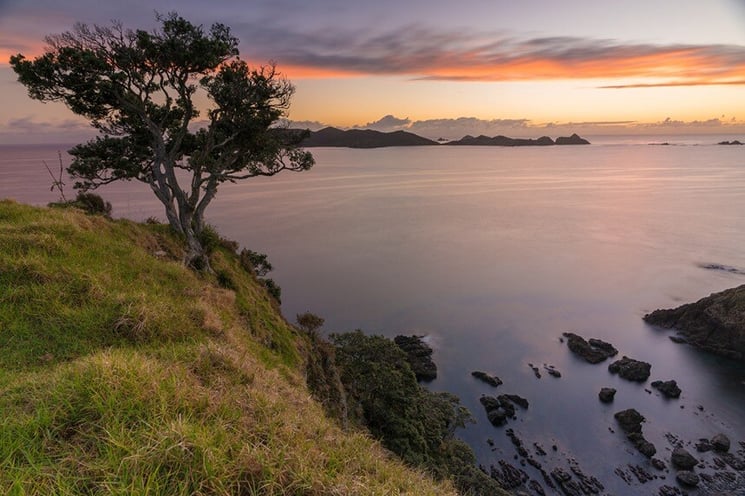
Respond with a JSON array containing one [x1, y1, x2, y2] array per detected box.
[[2, 137, 745, 494]]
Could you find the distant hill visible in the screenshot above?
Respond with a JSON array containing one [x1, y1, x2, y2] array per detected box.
[[447, 133, 590, 146], [300, 127, 437, 148]]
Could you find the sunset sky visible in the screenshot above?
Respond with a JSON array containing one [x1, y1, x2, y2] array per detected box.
[[2, 0, 745, 143]]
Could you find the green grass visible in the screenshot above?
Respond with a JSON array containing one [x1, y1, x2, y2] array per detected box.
[[0, 200, 458, 495]]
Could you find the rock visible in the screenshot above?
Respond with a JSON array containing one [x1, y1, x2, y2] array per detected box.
[[651, 458, 666, 470], [695, 439, 712, 452], [394, 335, 437, 381], [659, 485, 683, 496], [627, 432, 656, 458], [711, 433, 731, 452], [718, 140, 744, 145], [555, 133, 591, 145], [500, 394, 529, 409], [671, 447, 698, 470], [669, 335, 687, 344], [651, 379, 682, 398], [608, 356, 651, 382], [615, 408, 645, 433], [598, 387, 617, 403], [643, 284, 745, 362], [528, 363, 541, 378], [675, 470, 700, 487], [471, 371, 503, 387], [563, 332, 618, 363], [543, 364, 561, 377]]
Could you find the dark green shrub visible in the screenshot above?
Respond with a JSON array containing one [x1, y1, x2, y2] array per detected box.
[[239, 249, 273, 277]]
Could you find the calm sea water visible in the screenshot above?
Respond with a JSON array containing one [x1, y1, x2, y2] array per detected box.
[[2, 137, 745, 494]]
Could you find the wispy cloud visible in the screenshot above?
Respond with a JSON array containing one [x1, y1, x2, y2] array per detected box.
[[234, 24, 745, 86]]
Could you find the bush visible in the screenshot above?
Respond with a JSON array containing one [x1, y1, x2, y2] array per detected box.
[[239, 249, 273, 277], [74, 192, 112, 216]]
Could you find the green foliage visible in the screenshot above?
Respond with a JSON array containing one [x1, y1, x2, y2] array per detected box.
[[10, 12, 314, 266], [296, 312, 325, 336], [239, 248, 273, 277], [330, 331, 505, 494]]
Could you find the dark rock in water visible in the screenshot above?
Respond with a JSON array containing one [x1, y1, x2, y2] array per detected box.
[[643, 284, 745, 362], [718, 140, 744, 145], [676, 470, 700, 487], [599, 387, 617, 403], [528, 479, 546, 496], [394, 335, 437, 381], [669, 335, 687, 344], [627, 432, 657, 458], [471, 370, 502, 387], [563, 332, 618, 363], [489, 459, 529, 489], [550, 468, 584, 496], [528, 363, 542, 378], [651, 458, 667, 470], [543, 364, 562, 377], [651, 379, 682, 398], [659, 485, 683, 496], [695, 439, 713, 452], [671, 447, 698, 470], [500, 394, 529, 410], [615, 408, 645, 433], [608, 356, 651, 382], [555, 133, 591, 145], [711, 433, 731, 452], [480, 395, 527, 426]]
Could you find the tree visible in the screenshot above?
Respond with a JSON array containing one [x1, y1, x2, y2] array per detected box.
[[10, 13, 314, 268]]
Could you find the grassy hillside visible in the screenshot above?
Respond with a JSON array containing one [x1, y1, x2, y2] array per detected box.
[[0, 200, 460, 495]]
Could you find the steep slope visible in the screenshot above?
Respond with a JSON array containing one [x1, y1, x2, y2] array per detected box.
[[0, 200, 459, 495]]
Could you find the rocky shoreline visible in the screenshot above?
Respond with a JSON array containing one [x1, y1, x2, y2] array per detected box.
[[643, 284, 745, 362]]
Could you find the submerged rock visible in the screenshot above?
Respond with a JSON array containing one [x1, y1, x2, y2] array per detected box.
[[627, 432, 657, 458], [676, 470, 700, 487], [394, 335, 437, 381], [671, 447, 698, 470], [471, 371, 503, 387], [608, 356, 651, 382], [563, 332, 618, 363], [711, 433, 731, 453], [651, 379, 682, 398], [599, 387, 617, 403], [643, 284, 745, 362]]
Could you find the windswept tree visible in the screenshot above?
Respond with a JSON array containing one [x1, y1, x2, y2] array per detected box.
[[10, 13, 314, 268]]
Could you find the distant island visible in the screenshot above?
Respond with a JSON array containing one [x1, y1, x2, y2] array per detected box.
[[297, 127, 591, 148]]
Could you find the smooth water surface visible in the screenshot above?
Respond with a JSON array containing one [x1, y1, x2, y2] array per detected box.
[[3, 140, 745, 493]]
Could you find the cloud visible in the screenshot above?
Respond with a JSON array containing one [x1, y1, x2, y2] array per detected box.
[[229, 23, 745, 86], [0, 116, 93, 144], [356, 115, 412, 132]]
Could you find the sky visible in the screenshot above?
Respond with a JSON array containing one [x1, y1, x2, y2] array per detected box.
[[1, 0, 745, 143]]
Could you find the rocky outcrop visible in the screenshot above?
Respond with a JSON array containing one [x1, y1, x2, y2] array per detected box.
[[676, 471, 700, 487], [671, 447, 698, 470], [614, 409, 657, 457], [651, 379, 681, 398], [480, 394, 529, 426], [598, 387, 616, 403], [718, 140, 743, 145], [608, 356, 651, 382], [471, 371, 502, 387], [394, 335, 437, 381], [555, 133, 590, 145], [643, 285, 745, 362], [711, 433, 731, 452], [563, 332, 618, 363]]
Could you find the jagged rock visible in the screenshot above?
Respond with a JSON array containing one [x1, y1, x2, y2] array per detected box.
[[471, 371, 502, 387], [676, 470, 700, 487], [550, 468, 583, 496], [651, 458, 666, 470], [643, 285, 745, 362], [500, 394, 529, 410], [651, 379, 681, 398], [695, 439, 712, 452], [394, 335, 437, 381], [671, 447, 698, 470], [615, 408, 645, 433], [598, 387, 616, 403], [627, 432, 657, 458], [711, 433, 731, 452], [490, 460, 529, 489], [528, 363, 542, 378], [659, 485, 683, 496], [563, 332, 618, 363], [608, 356, 651, 382], [528, 479, 546, 496], [543, 364, 561, 377]]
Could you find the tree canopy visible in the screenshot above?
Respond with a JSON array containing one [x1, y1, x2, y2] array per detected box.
[[11, 13, 314, 268]]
